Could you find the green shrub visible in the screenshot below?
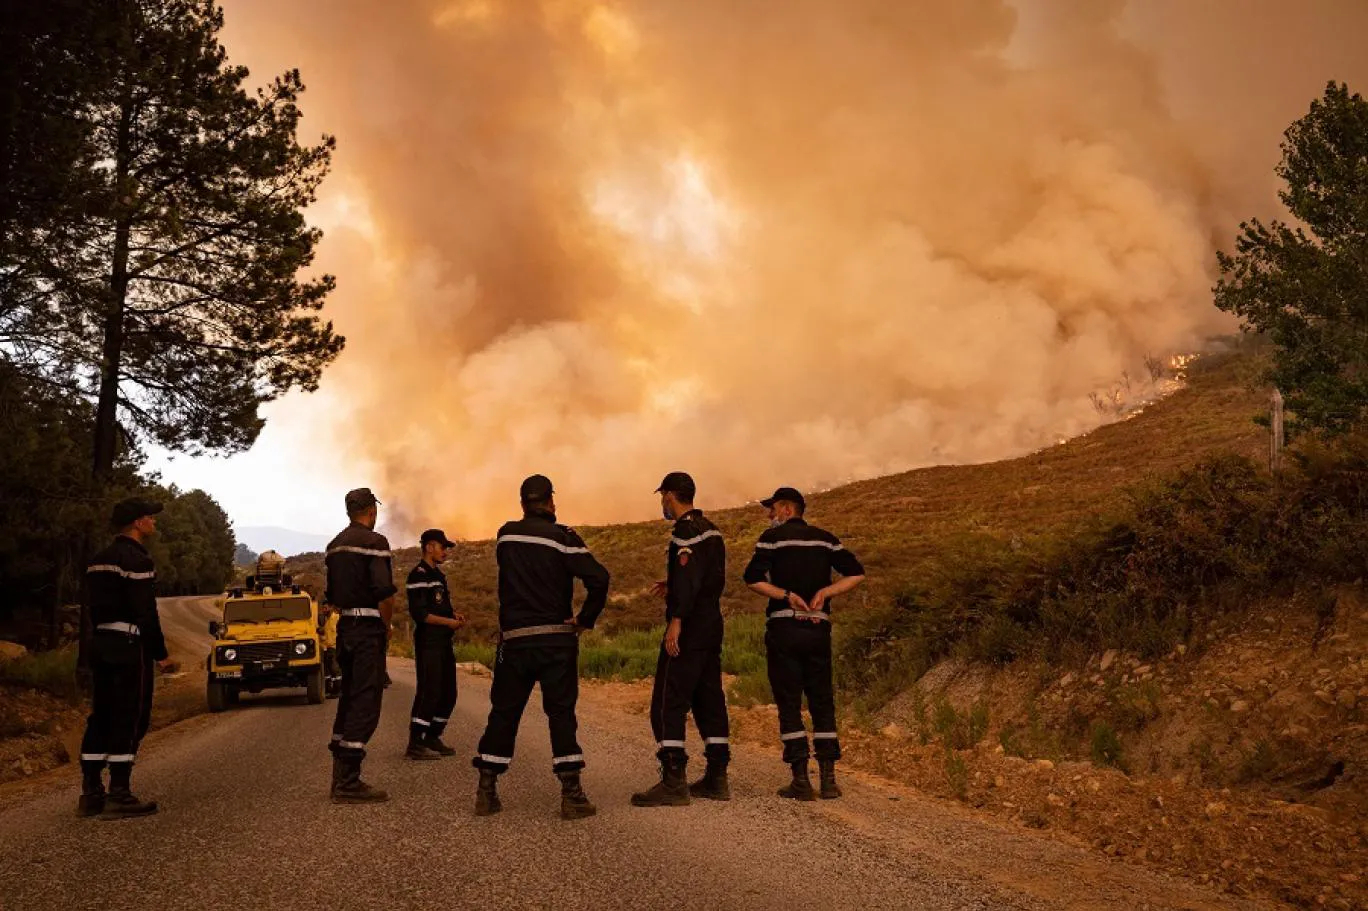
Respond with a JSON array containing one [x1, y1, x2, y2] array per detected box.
[[0, 646, 80, 701], [944, 747, 969, 800], [454, 642, 495, 668], [1090, 721, 1126, 770]]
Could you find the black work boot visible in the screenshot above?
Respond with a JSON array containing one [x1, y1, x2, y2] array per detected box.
[[474, 769, 502, 816], [777, 760, 817, 801], [818, 760, 842, 799], [405, 736, 442, 761], [331, 757, 389, 803], [557, 771, 597, 820], [423, 735, 457, 757], [631, 756, 690, 807], [688, 760, 731, 801], [101, 765, 157, 819], [76, 764, 106, 818]]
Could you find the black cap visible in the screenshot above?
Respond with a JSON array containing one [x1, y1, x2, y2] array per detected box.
[[344, 488, 380, 513], [519, 474, 555, 504], [111, 497, 163, 528], [420, 528, 457, 548], [761, 487, 806, 511], [655, 471, 696, 501]]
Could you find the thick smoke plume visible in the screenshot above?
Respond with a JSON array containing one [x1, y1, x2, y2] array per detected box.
[[222, 0, 1368, 536]]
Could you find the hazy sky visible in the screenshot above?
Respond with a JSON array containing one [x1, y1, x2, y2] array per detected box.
[[155, 0, 1368, 541]]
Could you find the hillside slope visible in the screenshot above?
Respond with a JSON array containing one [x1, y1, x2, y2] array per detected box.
[[287, 351, 1267, 638]]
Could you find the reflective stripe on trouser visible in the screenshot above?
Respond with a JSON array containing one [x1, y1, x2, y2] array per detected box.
[[330, 620, 387, 762], [410, 636, 458, 738], [766, 623, 840, 762], [474, 643, 584, 773], [649, 645, 730, 762], [80, 635, 153, 773]]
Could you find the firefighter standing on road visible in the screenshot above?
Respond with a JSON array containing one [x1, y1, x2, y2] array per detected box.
[[743, 487, 865, 800], [77, 498, 176, 819], [325, 488, 397, 803], [631, 471, 731, 807], [472, 475, 611, 820], [404, 529, 465, 760]]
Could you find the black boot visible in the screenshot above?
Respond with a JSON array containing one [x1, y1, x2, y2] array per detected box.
[[777, 760, 817, 801], [76, 764, 105, 818], [631, 755, 690, 807], [100, 764, 157, 819], [331, 756, 389, 803], [688, 760, 731, 801], [423, 735, 457, 757], [405, 736, 442, 761], [557, 771, 597, 820], [818, 760, 842, 799], [474, 769, 502, 816]]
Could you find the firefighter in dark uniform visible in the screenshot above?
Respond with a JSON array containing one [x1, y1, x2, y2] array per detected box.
[[77, 498, 175, 819], [743, 487, 865, 800], [631, 471, 731, 807], [404, 528, 465, 760], [472, 475, 610, 821], [325, 487, 398, 803]]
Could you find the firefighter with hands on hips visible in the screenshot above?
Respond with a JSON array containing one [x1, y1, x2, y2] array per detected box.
[[324, 487, 398, 803], [631, 471, 731, 807], [472, 475, 611, 820], [404, 528, 465, 760], [77, 497, 177, 819], [743, 487, 865, 800]]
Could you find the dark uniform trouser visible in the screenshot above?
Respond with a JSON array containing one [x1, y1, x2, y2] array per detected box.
[[474, 642, 584, 774], [410, 636, 457, 740], [330, 619, 387, 761], [80, 634, 154, 781], [649, 645, 730, 763], [766, 622, 840, 763]]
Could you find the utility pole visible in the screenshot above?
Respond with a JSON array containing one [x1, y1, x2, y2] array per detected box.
[[1269, 389, 1285, 474]]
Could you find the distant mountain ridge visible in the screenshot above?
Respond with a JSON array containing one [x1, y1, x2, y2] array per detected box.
[[235, 525, 331, 557]]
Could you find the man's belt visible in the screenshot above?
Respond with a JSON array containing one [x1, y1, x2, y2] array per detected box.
[[768, 610, 830, 623], [500, 623, 576, 641], [96, 622, 140, 636], [338, 608, 382, 618]]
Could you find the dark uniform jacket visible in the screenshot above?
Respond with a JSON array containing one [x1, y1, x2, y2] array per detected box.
[[494, 511, 610, 647], [325, 522, 397, 614], [85, 535, 168, 661], [666, 510, 726, 651], [406, 560, 454, 644], [742, 518, 864, 621]]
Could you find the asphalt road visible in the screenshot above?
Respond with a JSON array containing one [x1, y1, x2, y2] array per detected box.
[[0, 599, 1271, 911]]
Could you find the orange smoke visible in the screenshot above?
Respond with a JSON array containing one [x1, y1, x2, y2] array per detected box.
[[219, 0, 1368, 536]]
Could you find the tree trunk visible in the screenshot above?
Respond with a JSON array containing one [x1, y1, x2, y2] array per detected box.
[[91, 77, 135, 482]]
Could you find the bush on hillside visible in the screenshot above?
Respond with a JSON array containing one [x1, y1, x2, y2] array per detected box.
[[838, 442, 1368, 707]]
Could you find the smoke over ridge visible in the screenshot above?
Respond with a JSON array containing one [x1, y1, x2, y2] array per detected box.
[[222, 0, 1368, 535]]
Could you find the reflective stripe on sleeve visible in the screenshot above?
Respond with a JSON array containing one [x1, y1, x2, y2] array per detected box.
[[671, 530, 723, 548], [657, 740, 687, 748], [338, 608, 382, 618], [80, 753, 108, 761], [780, 731, 808, 741], [432, 717, 449, 724], [754, 539, 843, 551], [405, 581, 442, 589], [96, 622, 140, 635], [338, 740, 367, 750], [87, 564, 156, 580], [495, 534, 589, 555], [552, 754, 585, 764], [410, 717, 430, 726], [106, 754, 136, 763], [327, 546, 392, 558], [704, 737, 729, 745], [812, 732, 839, 740], [478, 754, 512, 765]]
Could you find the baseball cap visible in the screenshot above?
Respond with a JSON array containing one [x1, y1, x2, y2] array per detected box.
[[111, 497, 163, 528], [420, 528, 457, 548], [344, 488, 381, 513], [655, 471, 696, 501], [519, 474, 555, 503], [760, 487, 806, 511]]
